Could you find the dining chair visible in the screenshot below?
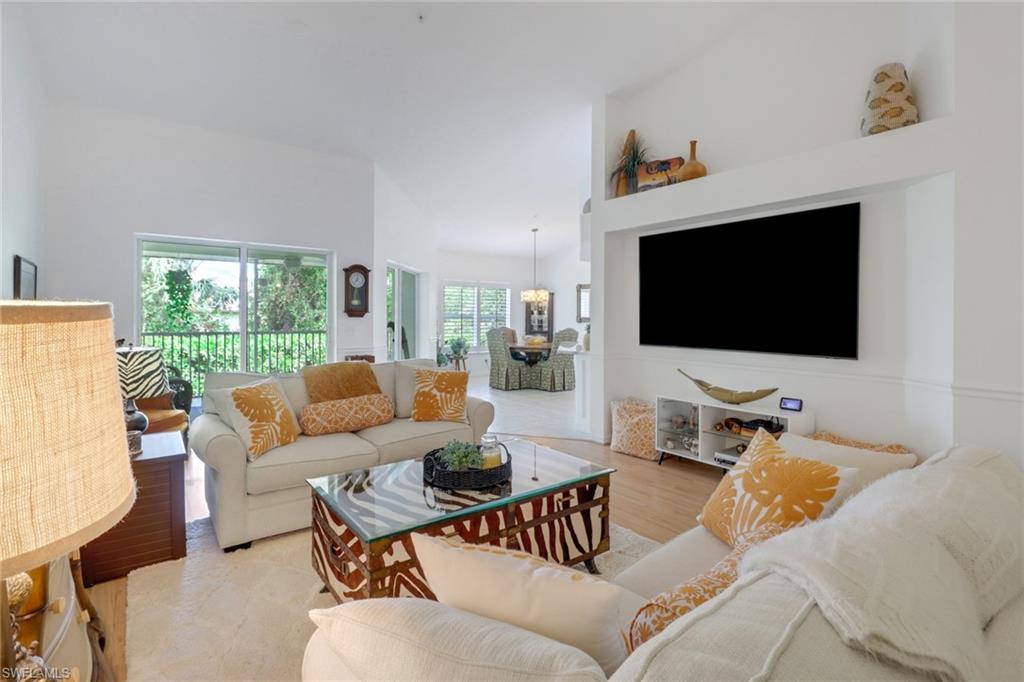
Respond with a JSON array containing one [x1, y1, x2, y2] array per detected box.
[[486, 328, 527, 390], [536, 328, 579, 391]]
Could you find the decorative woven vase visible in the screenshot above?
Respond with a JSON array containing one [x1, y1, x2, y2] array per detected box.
[[860, 62, 919, 136], [680, 140, 707, 181]]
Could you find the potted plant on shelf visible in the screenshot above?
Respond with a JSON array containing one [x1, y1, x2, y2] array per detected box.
[[609, 129, 648, 197]]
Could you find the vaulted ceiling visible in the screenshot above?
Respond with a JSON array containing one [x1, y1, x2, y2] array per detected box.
[[19, 2, 749, 255]]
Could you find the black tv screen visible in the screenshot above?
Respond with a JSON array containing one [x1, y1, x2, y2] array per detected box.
[[638, 203, 860, 359]]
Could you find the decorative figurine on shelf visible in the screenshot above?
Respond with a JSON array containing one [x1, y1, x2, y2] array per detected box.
[[609, 129, 649, 197], [670, 414, 687, 430], [677, 369, 778, 405], [861, 62, 918, 136], [680, 140, 707, 181]]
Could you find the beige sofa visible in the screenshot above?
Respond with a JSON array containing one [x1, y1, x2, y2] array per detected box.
[[301, 442, 1024, 681], [190, 360, 494, 550]]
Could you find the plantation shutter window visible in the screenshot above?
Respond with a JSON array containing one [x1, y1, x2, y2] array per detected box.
[[477, 287, 510, 343], [442, 283, 511, 346]]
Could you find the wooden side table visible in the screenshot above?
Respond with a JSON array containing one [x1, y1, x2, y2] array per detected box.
[[80, 432, 188, 586]]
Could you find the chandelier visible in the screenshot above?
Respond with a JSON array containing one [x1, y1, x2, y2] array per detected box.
[[520, 227, 550, 304]]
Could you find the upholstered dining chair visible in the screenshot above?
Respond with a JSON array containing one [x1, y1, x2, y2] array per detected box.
[[536, 328, 579, 391], [486, 328, 527, 390]]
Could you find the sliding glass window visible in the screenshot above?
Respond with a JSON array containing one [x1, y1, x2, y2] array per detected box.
[[138, 237, 332, 393]]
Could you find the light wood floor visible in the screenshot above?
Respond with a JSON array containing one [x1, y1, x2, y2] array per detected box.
[[87, 438, 721, 681]]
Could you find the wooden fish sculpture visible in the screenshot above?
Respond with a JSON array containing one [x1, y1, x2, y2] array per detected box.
[[677, 369, 778, 405]]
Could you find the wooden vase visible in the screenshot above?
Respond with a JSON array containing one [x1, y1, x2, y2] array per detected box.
[[680, 140, 707, 181]]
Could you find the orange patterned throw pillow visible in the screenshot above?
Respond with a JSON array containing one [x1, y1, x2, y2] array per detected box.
[[807, 430, 913, 455], [215, 379, 300, 459], [627, 523, 785, 651], [698, 429, 857, 547], [300, 393, 394, 435], [411, 369, 469, 422], [301, 361, 382, 404]]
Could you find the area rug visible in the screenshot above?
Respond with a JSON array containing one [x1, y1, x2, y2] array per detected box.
[[126, 518, 659, 681]]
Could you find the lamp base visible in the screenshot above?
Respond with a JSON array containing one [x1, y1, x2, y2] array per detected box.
[[3, 572, 53, 682]]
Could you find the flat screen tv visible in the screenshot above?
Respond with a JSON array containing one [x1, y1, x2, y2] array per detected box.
[[639, 203, 860, 359]]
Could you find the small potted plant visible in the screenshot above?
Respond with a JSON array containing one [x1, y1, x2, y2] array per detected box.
[[436, 440, 483, 472], [448, 336, 469, 361]]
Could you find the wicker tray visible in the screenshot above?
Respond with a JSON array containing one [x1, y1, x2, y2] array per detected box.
[[423, 443, 512, 490]]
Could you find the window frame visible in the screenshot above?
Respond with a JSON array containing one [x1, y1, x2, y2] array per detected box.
[[133, 233, 337, 368], [576, 283, 591, 324], [440, 280, 511, 348]]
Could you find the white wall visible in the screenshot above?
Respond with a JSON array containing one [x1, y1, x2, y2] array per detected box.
[[2, 5, 45, 299], [607, 4, 911, 195], [372, 164, 440, 361], [589, 3, 1024, 464], [540, 243, 590, 340], [41, 104, 375, 356], [437, 249, 539, 342]]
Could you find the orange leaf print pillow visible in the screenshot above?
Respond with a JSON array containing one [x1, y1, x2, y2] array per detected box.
[[627, 523, 786, 652], [215, 378, 300, 459], [698, 429, 857, 547], [411, 369, 469, 422]]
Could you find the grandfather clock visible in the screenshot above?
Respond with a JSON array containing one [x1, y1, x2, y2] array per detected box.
[[343, 264, 370, 317]]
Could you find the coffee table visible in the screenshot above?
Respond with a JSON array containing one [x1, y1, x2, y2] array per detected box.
[[307, 438, 615, 603]]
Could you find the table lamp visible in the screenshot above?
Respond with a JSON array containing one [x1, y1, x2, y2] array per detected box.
[[0, 302, 136, 675]]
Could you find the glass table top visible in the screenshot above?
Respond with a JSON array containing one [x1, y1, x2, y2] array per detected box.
[[307, 438, 615, 542]]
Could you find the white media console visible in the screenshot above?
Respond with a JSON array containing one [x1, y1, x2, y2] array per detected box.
[[655, 396, 815, 469]]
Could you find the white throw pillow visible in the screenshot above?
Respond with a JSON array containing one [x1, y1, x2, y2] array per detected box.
[[412, 533, 645, 675], [308, 599, 605, 682], [778, 432, 917, 501]]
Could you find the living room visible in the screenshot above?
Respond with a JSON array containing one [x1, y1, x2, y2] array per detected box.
[[2, 3, 1022, 682]]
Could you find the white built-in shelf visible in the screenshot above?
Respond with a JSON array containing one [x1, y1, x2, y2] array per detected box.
[[656, 396, 814, 470], [599, 117, 955, 234]]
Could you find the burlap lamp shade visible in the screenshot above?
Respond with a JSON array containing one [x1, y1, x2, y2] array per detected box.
[[0, 302, 136, 577]]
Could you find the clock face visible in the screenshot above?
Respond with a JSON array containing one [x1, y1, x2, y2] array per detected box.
[[349, 271, 366, 289]]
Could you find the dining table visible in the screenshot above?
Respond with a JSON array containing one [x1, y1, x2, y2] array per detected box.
[[508, 342, 553, 366]]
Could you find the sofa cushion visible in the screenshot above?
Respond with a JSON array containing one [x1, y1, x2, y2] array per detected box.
[[142, 408, 189, 433], [627, 523, 786, 652], [307, 599, 606, 682], [209, 378, 301, 459], [369, 363, 396, 405], [202, 371, 265, 414], [394, 359, 437, 418], [699, 429, 857, 547], [611, 526, 731, 599], [778, 432, 917, 496], [357, 418, 473, 464], [275, 373, 310, 415], [300, 394, 394, 435], [411, 368, 469, 422], [245, 432, 379, 494], [302, 361, 382, 403], [412, 533, 643, 675]]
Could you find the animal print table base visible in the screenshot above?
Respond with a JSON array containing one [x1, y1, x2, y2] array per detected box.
[[310, 474, 611, 603]]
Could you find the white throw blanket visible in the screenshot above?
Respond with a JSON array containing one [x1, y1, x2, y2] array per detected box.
[[742, 447, 1023, 682]]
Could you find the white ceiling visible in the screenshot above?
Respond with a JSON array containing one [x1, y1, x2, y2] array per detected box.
[[19, 2, 748, 256]]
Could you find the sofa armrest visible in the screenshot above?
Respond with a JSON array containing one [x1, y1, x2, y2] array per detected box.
[[189, 413, 247, 475], [466, 396, 495, 442]]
